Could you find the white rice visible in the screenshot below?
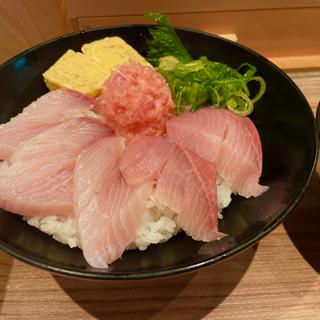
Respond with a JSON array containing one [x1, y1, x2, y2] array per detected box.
[[23, 180, 232, 251], [24, 215, 79, 248]]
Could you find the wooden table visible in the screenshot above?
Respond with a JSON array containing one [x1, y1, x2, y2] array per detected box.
[[0, 72, 319, 320]]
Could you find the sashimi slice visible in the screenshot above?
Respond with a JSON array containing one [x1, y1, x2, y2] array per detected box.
[[0, 89, 97, 159], [166, 109, 225, 162], [118, 135, 176, 186], [183, 149, 218, 216], [0, 117, 112, 217], [223, 109, 263, 169], [74, 137, 153, 268], [155, 144, 222, 242], [166, 108, 267, 198], [154, 145, 189, 214]]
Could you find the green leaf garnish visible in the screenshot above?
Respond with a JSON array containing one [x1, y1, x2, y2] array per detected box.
[[144, 13, 192, 66], [145, 13, 266, 116]]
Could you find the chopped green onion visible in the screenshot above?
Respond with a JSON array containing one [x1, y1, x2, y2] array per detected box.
[[145, 13, 266, 116]]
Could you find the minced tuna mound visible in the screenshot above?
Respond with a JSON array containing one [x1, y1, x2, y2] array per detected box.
[[96, 61, 175, 139]]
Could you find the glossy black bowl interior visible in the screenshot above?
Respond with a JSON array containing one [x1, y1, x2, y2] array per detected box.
[[0, 26, 318, 280]]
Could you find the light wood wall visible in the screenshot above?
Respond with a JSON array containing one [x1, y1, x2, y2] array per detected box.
[[1, 0, 320, 69], [0, 0, 71, 63]]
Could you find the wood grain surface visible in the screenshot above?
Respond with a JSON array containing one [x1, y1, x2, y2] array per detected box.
[[0, 72, 319, 319]]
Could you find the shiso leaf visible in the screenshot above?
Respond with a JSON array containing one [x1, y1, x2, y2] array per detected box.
[[144, 12, 192, 66]]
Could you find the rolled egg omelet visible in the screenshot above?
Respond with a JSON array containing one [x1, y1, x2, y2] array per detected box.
[[43, 37, 150, 97], [82, 36, 150, 74]]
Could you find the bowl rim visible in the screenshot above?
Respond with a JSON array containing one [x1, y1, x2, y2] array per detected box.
[[316, 102, 320, 139], [0, 24, 318, 280]]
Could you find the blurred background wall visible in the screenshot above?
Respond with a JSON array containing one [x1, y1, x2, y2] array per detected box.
[[1, 0, 319, 70]]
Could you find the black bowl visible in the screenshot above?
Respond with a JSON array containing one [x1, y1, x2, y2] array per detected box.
[[317, 102, 320, 137], [0, 25, 318, 280]]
